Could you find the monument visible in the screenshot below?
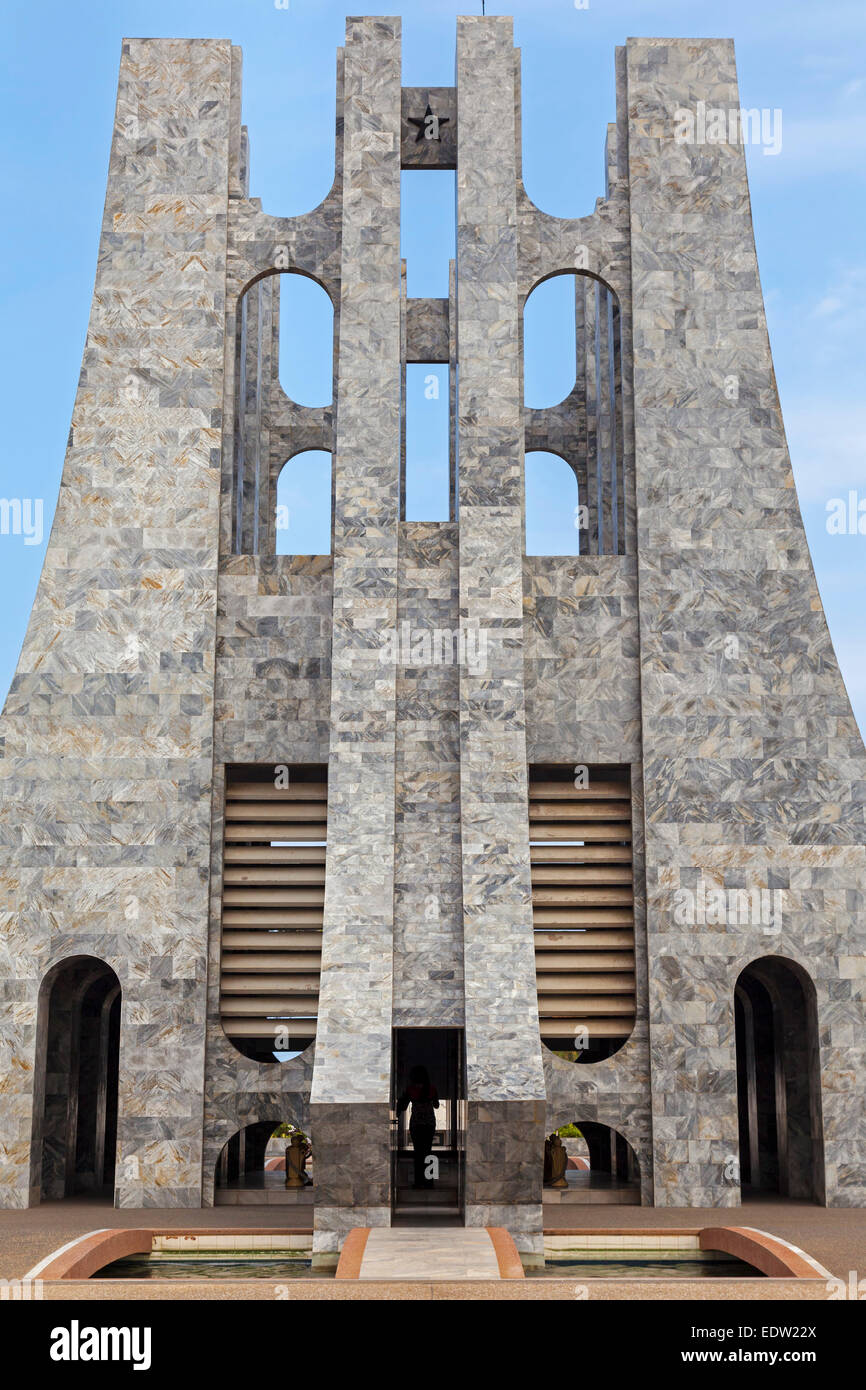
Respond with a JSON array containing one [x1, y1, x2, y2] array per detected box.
[[1, 18, 863, 1266]]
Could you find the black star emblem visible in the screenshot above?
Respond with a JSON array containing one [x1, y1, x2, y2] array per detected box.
[[408, 104, 450, 144]]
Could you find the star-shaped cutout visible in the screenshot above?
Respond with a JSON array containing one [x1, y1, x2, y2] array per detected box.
[[408, 104, 450, 144]]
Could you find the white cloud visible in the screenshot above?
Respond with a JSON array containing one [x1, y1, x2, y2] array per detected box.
[[784, 403, 866, 503], [748, 114, 866, 179], [813, 295, 843, 317]]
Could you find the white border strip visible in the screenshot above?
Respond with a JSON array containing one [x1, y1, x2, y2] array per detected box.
[[739, 1226, 833, 1280], [22, 1228, 112, 1282]]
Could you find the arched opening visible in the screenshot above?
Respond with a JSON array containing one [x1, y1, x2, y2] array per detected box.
[[525, 451, 582, 555], [735, 957, 824, 1203], [214, 1120, 314, 1207], [32, 956, 121, 1204], [277, 272, 334, 407], [275, 450, 332, 556], [524, 273, 577, 409], [233, 270, 334, 555], [523, 271, 624, 555], [543, 1121, 640, 1205]]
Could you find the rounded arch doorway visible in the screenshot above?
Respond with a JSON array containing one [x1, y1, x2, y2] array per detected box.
[[543, 1121, 640, 1205], [214, 1120, 314, 1207], [735, 956, 825, 1203], [32, 956, 121, 1203]]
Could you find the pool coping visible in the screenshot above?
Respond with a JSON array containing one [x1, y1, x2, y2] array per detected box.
[[334, 1227, 370, 1279], [543, 1227, 832, 1279], [24, 1222, 831, 1284], [23, 1228, 314, 1282]]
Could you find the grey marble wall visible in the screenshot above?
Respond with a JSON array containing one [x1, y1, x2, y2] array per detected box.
[[0, 38, 233, 1207], [523, 556, 641, 765], [625, 37, 866, 1207], [393, 522, 464, 1028], [214, 555, 332, 767]]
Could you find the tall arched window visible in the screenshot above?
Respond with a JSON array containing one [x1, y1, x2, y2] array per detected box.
[[277, 273, 334, 407], [523, 271, 624, 555], [524, 273, 577, 409], [233, 271, 334, 555]]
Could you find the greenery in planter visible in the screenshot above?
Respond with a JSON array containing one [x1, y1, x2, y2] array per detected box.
[[272, 1122, 308, 1142], [556, 1123, 583, 1139]]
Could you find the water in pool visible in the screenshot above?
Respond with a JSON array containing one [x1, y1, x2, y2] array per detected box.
[[98, 1247, 762, 1281], [99, 1251, 334, 1280], [524, 1250, 763, 1278]]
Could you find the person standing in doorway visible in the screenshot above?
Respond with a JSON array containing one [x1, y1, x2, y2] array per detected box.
[[396, 1065, 439, 1188]]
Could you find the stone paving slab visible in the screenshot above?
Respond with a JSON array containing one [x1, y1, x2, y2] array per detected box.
[[358, 1227, 502, 1280]]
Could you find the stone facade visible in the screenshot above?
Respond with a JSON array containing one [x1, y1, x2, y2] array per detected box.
[[0, 19, 863, 1252]]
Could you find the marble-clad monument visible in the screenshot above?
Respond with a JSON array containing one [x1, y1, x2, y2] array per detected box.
[[1, 17, 863, 1262]]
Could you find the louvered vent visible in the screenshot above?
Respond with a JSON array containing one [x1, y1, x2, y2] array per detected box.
[[529, 765, 635, 1061], [219, 765, 326, 1061]]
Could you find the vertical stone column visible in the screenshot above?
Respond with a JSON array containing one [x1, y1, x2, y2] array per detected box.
[[582, 279, 602, 555], [0, 38, 232, 1208], [626, 37, 866, 1206], [596, 285, 614, 554], [309, 16, 403, 1258], [455, 16, 546, 1255]]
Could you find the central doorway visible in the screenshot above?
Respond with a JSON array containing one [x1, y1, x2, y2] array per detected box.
[[391, 1028, 465, 1224]]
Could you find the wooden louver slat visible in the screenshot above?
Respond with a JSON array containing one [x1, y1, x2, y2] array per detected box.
[[219, 765, 326, 1053], [530, 764, 635, 1055]]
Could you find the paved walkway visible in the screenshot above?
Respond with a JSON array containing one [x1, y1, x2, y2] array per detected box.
[[345, 1227, 508, 1280], [1, 1196, 863, 1283]]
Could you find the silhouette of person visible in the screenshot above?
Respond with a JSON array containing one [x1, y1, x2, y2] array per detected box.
[[396, 1065, 439, 1189]]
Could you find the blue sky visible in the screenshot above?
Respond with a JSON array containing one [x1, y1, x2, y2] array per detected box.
[[1, 0, 864, 733]]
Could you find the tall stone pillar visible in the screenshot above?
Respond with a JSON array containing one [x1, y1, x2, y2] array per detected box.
[[309, 16, 403, 1258], [455, 16, 547, 1255], [0, 38, 233, 1207], [626, 38, 866, 1206]]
